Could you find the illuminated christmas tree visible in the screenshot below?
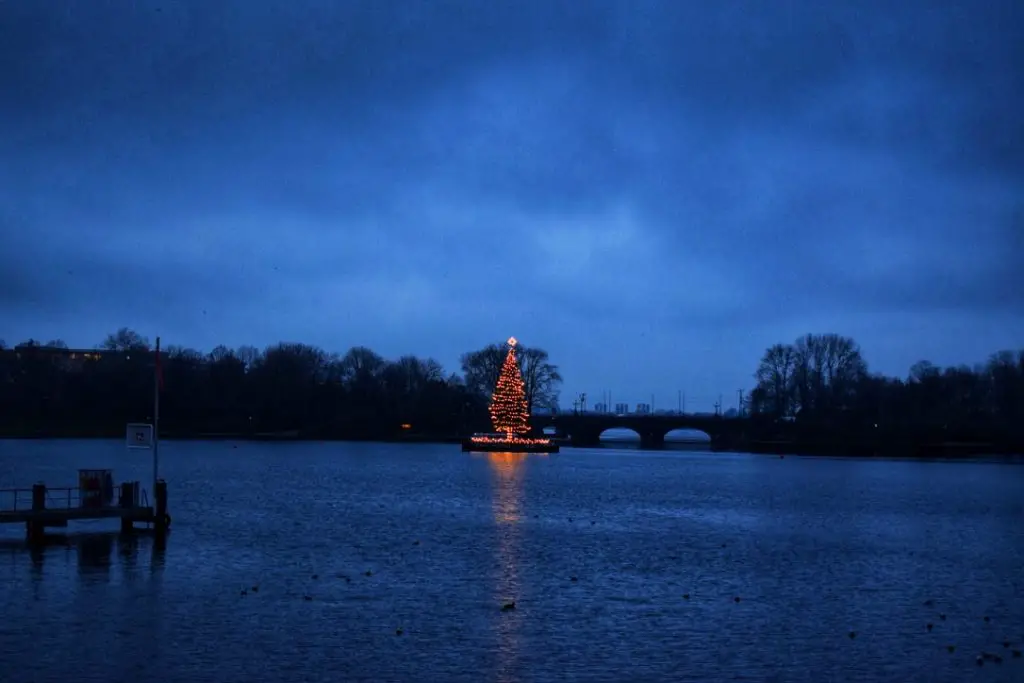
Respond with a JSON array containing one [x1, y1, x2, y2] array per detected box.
[[489, 337, 531, 438]]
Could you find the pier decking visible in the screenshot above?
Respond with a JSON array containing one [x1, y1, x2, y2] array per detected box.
[[0, 479, 169, 542]]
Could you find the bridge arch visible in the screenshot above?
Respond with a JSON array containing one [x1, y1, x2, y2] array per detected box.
[[598, 427, 642, 444], [664, 428, 711, 443]]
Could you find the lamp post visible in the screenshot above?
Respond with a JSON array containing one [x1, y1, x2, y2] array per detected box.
[[152, 337, 161, 498]]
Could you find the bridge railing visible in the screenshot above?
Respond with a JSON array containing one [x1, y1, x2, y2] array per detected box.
[[542, 412, 739, 420]]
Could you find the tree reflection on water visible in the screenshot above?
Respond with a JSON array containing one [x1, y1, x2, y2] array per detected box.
[[484, 451, 535, 683], [488, 452, 527, 524]]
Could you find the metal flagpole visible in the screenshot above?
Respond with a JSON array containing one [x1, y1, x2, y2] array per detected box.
[[153, 336, 160, 499]]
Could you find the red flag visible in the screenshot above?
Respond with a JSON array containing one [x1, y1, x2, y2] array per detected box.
[[155, 347, 164, 391]]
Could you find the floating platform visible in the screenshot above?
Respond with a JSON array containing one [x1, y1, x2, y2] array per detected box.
[[0, 477, 170, 542], [461, 435, 560, 453]]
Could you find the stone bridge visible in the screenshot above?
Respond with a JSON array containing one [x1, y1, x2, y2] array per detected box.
[[534, 413, 760, 450]]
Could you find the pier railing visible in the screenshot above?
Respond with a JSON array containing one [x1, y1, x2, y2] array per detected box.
[[0, 486, 150, 513], [0, 487, 81, 513]]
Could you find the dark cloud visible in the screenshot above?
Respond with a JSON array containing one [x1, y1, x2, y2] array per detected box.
[[1, 0, 1021, 409]]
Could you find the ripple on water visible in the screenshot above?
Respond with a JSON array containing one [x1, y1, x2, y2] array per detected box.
[[0, 441, 1022, 683]]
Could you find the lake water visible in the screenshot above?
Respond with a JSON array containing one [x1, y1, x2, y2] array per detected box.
[[1, 440, 1022, 683]]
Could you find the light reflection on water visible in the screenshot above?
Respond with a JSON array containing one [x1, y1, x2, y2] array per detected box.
[[484, 452, 529, 682]]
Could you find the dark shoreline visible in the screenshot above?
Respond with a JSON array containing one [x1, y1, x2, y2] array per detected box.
[[1, 431, 1021, 459], [0, 430, 464, 445]]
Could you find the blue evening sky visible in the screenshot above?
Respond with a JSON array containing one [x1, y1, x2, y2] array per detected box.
[[1, 1, 1021, 411]]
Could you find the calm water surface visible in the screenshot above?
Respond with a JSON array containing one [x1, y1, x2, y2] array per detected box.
[[1, 440, 1022, 683]]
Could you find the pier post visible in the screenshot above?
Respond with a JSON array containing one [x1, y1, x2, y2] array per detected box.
[[119, 482, 134, 534], [154, 480, 169, 534], [26, 483, 46, 542]]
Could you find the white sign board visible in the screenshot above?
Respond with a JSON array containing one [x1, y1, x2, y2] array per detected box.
[[126, 423, 154, 450]]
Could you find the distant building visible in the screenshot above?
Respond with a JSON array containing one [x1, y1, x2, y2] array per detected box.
[[593, 402, 607, 414], [635, 403, 651, 415], [614, 403, 629, 414]]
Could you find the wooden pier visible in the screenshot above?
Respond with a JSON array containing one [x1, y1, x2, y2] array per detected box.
[[0, 478, 169, 543], [1, 337, 173, 544]]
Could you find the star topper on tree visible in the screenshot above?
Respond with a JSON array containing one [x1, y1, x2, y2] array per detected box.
[[489, 336, 531, 438]]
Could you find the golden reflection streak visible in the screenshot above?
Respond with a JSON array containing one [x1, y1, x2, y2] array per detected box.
[[488, 452, 528, 523], [481, 451, 537, 682]]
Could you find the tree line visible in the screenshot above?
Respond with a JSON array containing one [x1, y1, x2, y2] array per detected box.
[[748, 333, 1024, 438], [0, 329, 563, 440], [3, 327, 1020, 445]]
